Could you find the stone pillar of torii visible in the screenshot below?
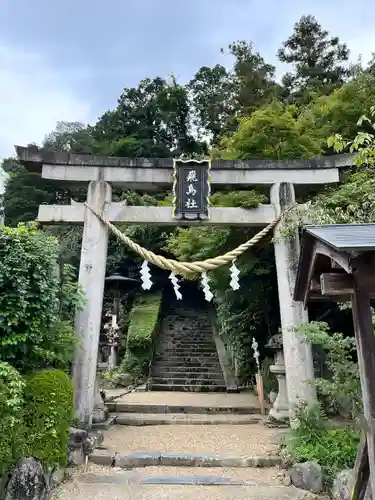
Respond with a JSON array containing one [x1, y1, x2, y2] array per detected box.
[[15, 146, 354, 426]]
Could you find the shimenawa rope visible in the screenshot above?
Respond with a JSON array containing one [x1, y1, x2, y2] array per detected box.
[[85, 203, 291, 276]]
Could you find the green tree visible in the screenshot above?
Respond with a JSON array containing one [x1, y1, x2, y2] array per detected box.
[[278, 15, 350, 103], [217, 100, 321, 160], [93, 76, 203, 157], [189, 42, 279, 143], [43, 121, 101, 154], [300, 71, 375, 149]]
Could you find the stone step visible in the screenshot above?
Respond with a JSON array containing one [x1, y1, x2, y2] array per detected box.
[[106, 402, 262, 414], [152, 365, 223, 374], [152, 370, 223, 379], [153, 360, 221, 367], [158, 340, 215, 346], [161, 330, 213, 336], [157, 343, 216, 349], [155, 350, 218, 356], [148, 383, 227, 392], [160, 338, 213, 344], [155, 349, 219, 362], [111, 413, 265, 426], [151, 376, 225, 386], [90, 449, 281, 468]]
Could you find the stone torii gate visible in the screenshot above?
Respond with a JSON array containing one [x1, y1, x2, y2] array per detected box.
[[15, 145, 354, 426]]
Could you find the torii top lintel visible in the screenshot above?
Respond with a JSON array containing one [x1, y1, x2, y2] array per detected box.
[[15, 145, 355, 188]]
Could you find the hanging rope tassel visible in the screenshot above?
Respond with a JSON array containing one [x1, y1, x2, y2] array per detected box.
[[229, 260, 240, 290], [169, 272, 182, 300]]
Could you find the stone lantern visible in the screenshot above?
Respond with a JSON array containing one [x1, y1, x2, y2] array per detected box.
[[266, 333, 289, 422]]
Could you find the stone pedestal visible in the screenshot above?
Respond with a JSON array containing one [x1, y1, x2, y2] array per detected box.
[[270, 183, 316, 413], [266, 334, 289, 422], [73, 181, 112, 426], [269, 350, 289, 421], [92, 376, 108, 424], [108, 344, 117, 370]]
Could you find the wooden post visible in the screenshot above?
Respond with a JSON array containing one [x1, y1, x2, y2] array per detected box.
[[351, 434, 369, 500], [351, 271, 375, 499], [256, 373, 266, 416]]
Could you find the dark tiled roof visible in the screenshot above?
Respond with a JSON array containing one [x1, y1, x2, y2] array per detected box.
[[305, 224, 375, 252]]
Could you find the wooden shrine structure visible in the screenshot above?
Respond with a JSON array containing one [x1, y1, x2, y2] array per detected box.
[[295, 224, 375, 499]]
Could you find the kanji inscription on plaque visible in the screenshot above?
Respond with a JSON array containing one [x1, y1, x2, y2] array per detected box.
[[172, 159, 210, 220]]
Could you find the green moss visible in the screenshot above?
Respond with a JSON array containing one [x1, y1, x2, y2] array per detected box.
[[24, 369, 74, 467], [123, 292, 162, 377]]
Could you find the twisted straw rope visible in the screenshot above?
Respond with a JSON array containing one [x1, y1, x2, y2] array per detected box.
[[85, 203, 291, 275]]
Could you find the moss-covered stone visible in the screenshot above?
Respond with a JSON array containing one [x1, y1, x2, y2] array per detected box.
[[121, 292, 162, 378]]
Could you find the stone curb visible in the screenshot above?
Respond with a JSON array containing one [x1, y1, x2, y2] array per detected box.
[[114, 414, 264, 426], [106, 403, 262, 415], [90, 450, 282, 468]]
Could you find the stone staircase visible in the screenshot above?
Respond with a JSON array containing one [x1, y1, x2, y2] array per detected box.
[[148, 305, 226, 392]]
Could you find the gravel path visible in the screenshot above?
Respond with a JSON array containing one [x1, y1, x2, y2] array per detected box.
[[103, 423, 285, 456], [52, 465, 308, 500]]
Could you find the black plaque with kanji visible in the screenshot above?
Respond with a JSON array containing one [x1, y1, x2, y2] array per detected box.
[[172, 159, 210, 220]]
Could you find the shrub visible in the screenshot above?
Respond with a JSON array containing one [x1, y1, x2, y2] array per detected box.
[[0, 224, 60, 370], [297, 321, 361, 419], [0, 362, 25, 478], [123, 292, 162, 378], [284, 402, 360, 484], [24, 369, 74, 467]]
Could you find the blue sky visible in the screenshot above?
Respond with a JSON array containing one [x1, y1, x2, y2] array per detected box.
[[0, 0, 374, 158]]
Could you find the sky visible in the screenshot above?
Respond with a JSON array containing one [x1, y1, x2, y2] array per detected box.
[[0, 0, 375, 159]]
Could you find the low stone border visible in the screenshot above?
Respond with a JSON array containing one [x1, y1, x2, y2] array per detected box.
[[90, 449, 283, 468], [106, 402, 262, 414], [114, 413, 264, 426]]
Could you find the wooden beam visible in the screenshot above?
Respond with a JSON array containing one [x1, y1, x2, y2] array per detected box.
[[315, 241, 352, 273], [351, 434, 369, 500], [37, 203, 276, 226], [320, 273, 354, 295], [351, 274, 375, 499], [319, 272, 375, 297]]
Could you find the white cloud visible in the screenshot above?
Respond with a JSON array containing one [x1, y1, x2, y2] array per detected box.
[[0, 44, 93, 159]]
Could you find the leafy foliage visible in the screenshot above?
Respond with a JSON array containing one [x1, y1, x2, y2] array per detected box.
[[0, 224, 82, 373], [284, 402, 360, 484], [298, 322, 361, 419], [0, 224, 59, 369], [0, 362, 25, 477], [217, 100, 322, 160], [24, 369, 74, 467]]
